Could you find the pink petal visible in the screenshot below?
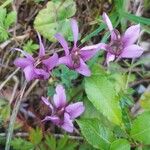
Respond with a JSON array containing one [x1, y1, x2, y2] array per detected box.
[[37, 32, 45, 57], [53, 84, 66, 108], [122, 24, 140, 46], [80, 43, 107, 61], [42, 53, 58, 71], [71, 19, 79, 48], [14, 58, 33, 68], [65, 102, 85, 119], [102, 13, 113, 31], [106, 52, 115, 65], [41, 96, 54, 112], [42, 116, 60, 125], [120, 44, 144, 58], [80, 43, 107, 51], [80, 49, 98, 61], [13, 48, 34, 61], [61, 113, 74, 133], [57, 56, 72, 67], [34, 68, 50, 80], [23, 65, 36, 81], [75, 59, 91, 76], [102, 13, 116, 40], [55, 33, 69, 55]]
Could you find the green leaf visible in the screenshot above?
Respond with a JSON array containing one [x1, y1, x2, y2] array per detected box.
[[52, 65, 78, 88], [140, 92, 150, 111], [29, 127, 43, 146], [121, 12, 150, 25], [85, 65, 122, 125], [110, 139, 130, 150], [5, 11, 16, 28], [45, 134, 56, 150], [82, 98, 102, 119], [57, 135, 68, 150], [0, 8, 16, 42], [130, 111, 150, 144], [11, 138, 34, 150], [34, 0, 76, 42], [23, 40, 39, 54], [77, 118, 114, 149]]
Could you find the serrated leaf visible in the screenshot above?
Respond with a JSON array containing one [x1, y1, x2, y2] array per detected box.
[[45, 134, 56, 150], [5, 11, 16, 28], [11, 138, 34, 150], [34, 0, 76, 42], [130, 112, 150, 144], [110, 139, 130, 150], [77, 118, 114, 149], [57, 135, 68, 150], [85, 65, 122, 126], [29, 127, 43, 146]]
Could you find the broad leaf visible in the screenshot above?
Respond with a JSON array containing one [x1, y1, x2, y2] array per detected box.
[[140, 92, 150, 111], [34, 0, 76, 42], [110, 139, 130, 150], [77, 118, 114, 149], [130, 112, 150, 144], [85, 65, 122, 125]]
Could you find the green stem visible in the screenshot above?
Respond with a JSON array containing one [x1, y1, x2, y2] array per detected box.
[[125, 59, 134, 90], [5, 81, 27, 150]]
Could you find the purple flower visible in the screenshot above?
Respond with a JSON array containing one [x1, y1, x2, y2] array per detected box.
[[14, 33, 58, 81], [102, 13, 144, 64], [42, 84, 85, 133], [55, 19, 105, 76]]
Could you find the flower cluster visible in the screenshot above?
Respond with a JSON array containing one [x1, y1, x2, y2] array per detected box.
[[14, 13, 144, 132], [42, 84, 84, 133], [14, 13, 143, 81], [14, 33, 58, 81]]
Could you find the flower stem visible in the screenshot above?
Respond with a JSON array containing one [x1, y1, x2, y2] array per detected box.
[[125, 59, 134, 90], [5, 81, 27, 150]]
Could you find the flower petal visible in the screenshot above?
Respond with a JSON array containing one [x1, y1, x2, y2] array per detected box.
[[61, 113, 74, 133], [75, 59, 91, 76], [23, 65, 36, 81], [37, 32, 45, 57], [120, 44, 144, 58], [80, 43, 107, 61], [13, 48, 34, 61], [34, 68, 49, 80], [66, 102, 85, 119], [41, 96, 53, 112], [42, 116, 60, 125], [42, 53, 58, 71], [71, 19, 79, 48], [122, 24, 140, 46], [106, 52, 115, 65], [57, 56, 72, 67], [14, 58, 33, 68], [102, 13, 116, 40], [80, 43, 107, 51], [53, 84, 66, 108], [102, 12, 113, 31], [55, 33, 69, 55]]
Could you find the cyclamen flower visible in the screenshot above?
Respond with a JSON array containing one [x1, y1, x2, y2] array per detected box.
[[42, 84, 85, 133], [14, 33, 58, 81], [102, 13, 144, 64], [55, 19, 105, 76]]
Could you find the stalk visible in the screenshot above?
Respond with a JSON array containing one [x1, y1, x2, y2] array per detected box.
[[5, 81, 27, 150]]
